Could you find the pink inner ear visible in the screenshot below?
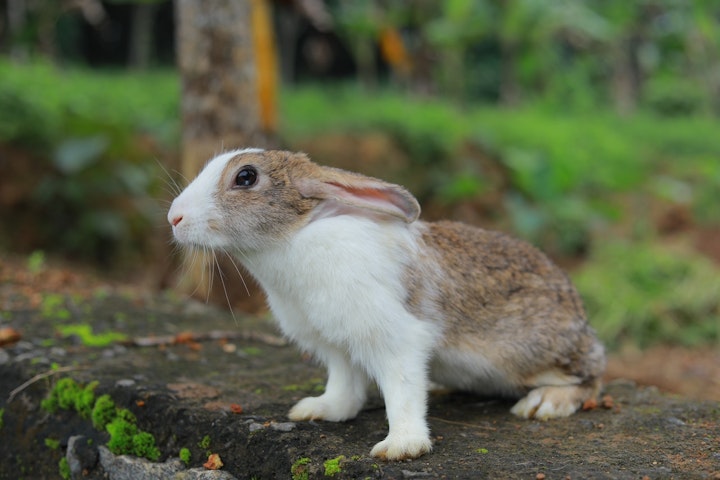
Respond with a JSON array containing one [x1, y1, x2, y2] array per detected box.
[[325, 181, 418, 222], [327, 182, 390, 202]]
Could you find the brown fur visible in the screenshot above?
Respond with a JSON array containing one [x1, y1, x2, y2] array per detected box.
[[410, 221, 604, 391]]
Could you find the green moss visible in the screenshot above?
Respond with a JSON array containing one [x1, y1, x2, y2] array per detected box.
[[116, 408, 137, 424], [0, 408, 4, 429], [106, 417, 138, 455], [291, 457, 311, 480], [41, 377, 97, 418], [44, 438, 61, 450], [58, 457, 71, 480], [132, 432, 161, 461], [42, 377, 80, 413], [91, 394, 116, 429], [179, 447, 191, 465], [42, 377, 162, 462], [476, 448, 489, 454], [57, 324, 128, 347], [74, 381, 98, 418], [102, 404, 160, 461], [198, 434, 211, 453], [323, 456, 345, 476]]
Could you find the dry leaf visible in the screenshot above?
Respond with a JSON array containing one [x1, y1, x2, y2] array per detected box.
[[0, 327, 21, 346], [204, 453, 223, 470]]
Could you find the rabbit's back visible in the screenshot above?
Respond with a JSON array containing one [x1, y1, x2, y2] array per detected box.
[[411, 221, 604, 393]]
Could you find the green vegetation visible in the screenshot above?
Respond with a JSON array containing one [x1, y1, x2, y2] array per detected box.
[[2, 31, 720, 351], [57, 324, 128, 347], [40, 294, 71, 320], [0, 408, 4, 429], [198, 434, 211, 449], [42, 378, 161, 461], [476, 448, 489, 454], [44, 438, 61, 450], [58, 457, 71, 480], [179, 447, 191, 466], [27, 250, 46, 274], [575, 242, 720, 349], [323, 456, 345, 476], [291, 457, 311, 480], [41, 377, 97, 415], [0, 59, 170, 265], [198, 435, 212, 456], [92, 394, 117, 430]]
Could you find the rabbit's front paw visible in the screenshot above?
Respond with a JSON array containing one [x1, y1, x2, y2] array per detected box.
[[370, 434, 432, 461], [288, 394, 362, 422]]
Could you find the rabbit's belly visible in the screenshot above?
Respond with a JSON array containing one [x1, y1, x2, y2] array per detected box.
[[429, 349, 524, 397]]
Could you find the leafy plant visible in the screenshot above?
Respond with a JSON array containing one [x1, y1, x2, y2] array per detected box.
[[574, 241, 720, 349]]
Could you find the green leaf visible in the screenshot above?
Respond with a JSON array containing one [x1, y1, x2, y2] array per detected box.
[[53, 136, 109, 174]]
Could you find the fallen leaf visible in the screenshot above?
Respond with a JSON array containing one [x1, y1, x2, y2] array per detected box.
[[174, 332, 195, 344], [601, 395, 615, 409], [0, 327, 21, 346], [167, 382, 221, 400], [582, 398, 598, 411], [230, 403, 243, 414], [135, 400, 146, 407], [204, 453, 223, 470]]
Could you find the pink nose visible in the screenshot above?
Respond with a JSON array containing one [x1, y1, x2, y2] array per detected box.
[[171, 215, 183, 227]]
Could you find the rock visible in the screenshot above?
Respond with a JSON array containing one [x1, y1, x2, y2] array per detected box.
[[0, 348, 9, 365], [1, 293, 718, 479], [98, 447, 186, 480], [67, 435, 98, 480], [270, 421, 296, 432], [175, 469, 238, 480]]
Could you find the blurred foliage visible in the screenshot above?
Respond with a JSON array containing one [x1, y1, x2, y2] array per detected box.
[[3, 0, 720, 354], [283, 85, 720, 258], [0, 60, 177, 265], [575, 241, 720, 349]]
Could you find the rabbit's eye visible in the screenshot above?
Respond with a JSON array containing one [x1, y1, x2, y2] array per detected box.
[[235, 166, 258, 188]]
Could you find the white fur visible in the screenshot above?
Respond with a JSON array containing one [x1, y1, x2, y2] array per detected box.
[[168, 148, 262, 248], [242, 215, 439, 459], [169, 151, 440, 460], [510, 385, 584, 420], [430, 349, 523, 398]]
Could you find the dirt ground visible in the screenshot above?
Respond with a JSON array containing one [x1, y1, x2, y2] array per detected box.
[[1, 253, 719, 479]]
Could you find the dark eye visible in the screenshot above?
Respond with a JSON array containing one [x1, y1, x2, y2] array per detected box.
[[235, 166, 258, 188]]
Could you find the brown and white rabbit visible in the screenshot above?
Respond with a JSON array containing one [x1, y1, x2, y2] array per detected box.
[[167, 149, 606, 461]]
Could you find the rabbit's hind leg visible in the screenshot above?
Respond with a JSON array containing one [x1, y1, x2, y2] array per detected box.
[[510, 378, 601, 420]]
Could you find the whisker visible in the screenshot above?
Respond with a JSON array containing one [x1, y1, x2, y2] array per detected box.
[[155, 158, 185, 196], [214, 251, 238, 325], [220, 248, 251, 297], [205, 247, 214, 304]]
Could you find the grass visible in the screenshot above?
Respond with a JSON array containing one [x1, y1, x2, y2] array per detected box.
[[0, 59, 179, 145], [574, 240, 720, 349]]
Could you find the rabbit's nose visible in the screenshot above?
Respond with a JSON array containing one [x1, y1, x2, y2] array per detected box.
[[170, 215, 183, 227]]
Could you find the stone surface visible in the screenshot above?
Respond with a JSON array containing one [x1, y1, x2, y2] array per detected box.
[[0, 293, 718, 479]]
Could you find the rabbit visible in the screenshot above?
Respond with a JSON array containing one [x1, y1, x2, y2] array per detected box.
[[167, 148, 606, 461]]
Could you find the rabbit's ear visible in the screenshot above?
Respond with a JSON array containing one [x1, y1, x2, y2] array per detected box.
[[293, 165, 420, 223]]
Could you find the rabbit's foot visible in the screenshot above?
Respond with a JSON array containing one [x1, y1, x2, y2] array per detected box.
[[510, 384, 590, 420], [288, 394, 363, 422], [370, 434, 432, 461]]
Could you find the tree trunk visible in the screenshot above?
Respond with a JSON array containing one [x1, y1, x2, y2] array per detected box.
[[610, 36, 640, 116], [174, 0, 276, 312], [128, 2, 158, 69]]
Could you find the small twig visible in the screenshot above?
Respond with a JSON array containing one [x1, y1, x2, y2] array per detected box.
[[8, 366, 81, 403], [127, 329, 287, 348], [427, 416, 498, 431]]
